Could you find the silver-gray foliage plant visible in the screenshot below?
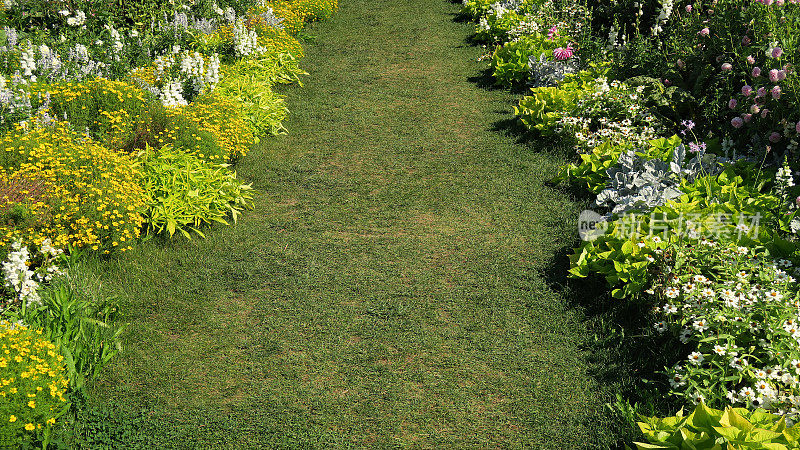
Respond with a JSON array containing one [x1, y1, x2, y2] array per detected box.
[[595, 144, 722, 217]]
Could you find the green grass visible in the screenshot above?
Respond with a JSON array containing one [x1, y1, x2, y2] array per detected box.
[[70, 0, 642, 447]]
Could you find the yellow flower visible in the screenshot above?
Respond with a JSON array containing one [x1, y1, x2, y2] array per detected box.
[[8, 415, 16, 422], [25, 423, 34, 431], [28, 400, 36, 408]]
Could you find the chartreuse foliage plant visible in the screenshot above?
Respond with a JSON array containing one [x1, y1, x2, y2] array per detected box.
[[0, 122, 145, 254], [635, 403, 800, 449], [214, 55, 296, 137], [514, 66, 605, 134], [137, 146, 254, 239], [0, 321, 70, 448], [491, 32, 564, 86]]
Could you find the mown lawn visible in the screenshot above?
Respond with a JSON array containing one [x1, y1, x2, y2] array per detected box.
[[74, 0, 632, 447]]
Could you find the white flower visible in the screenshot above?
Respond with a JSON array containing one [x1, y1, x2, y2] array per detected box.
[[654, 321, 667, 333], [663, 304, 678, 314], [669, 372, 685, 388], [713, 345, 727, 356], [700, 287, 715, 298], [731, 357, 748, 370], [692, 392, 706, 404], [688, 351, 704, 365], [665, 286, 680, 299], [739, 386, 756, 401], [693, 319, 709, 332]]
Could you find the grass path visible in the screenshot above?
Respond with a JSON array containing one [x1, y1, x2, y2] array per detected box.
[[81, 0, 621, 446]]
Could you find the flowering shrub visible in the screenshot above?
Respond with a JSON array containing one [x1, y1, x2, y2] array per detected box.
[[650, 239, 800, 421], [291, 0, 338, 22], [0, 122, 145, 253], [1, 239, 63, 312], [0, 321, 69, 447]]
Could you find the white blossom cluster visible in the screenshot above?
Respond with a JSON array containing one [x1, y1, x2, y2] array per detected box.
[[652, 0, 675, 36], [233, 19, 264, 58], [66, 10, 87, 27], [1, 239, 64, 310], [152, 49, 221, 107]]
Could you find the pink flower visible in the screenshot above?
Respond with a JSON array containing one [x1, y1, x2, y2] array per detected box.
[[750, 104, 761, 114], [752, 67, 761, 77], [778, 69, 787, 81], [731, 117, 744, 128], [747, 55, 755, 64], [769, 131, 781, 143], [685, 4, 692, 11], [771, 47, 784, 59], [721, 63, 732, 71], [796, 195, 800, 208], [743, 113, 753, 123], [770, 69, 780, 82], [663, 79, 671, 86], [553, 46, 573, 61], [547, 26, 558, 40], [796, 120, 800, 134], [742, 85, 753, 96], [771, 85, 781, 99], [761, 108, 769, 118], [756, 87, 767, 98], [698, 28, 710, 36], [728, 98, 737, 109]]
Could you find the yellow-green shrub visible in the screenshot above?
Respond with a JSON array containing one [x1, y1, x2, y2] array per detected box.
[[0, 122, 145, 253], [0, 321, 69, 447]]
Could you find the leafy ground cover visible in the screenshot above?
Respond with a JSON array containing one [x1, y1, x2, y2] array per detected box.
[[67, 0, 635, 447]]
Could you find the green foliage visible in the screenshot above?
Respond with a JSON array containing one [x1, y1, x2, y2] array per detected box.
[[553, 135, 683, 193], [215, 54, 299, 136], [491, 32, 562, 86], [137, 146, 254, 239], [514, 66, 604, 134], [21, 279, 125, 392], [567, 161, 788, 299], [636, 403, 800, 449]]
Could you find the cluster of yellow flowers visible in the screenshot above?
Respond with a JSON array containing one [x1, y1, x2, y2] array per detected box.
[[40, 79, 155, 152], [289, 0, 339, 22], [0, 322, 69, 441], [0, 122, 144, 253], [178, 94, 255, 160]]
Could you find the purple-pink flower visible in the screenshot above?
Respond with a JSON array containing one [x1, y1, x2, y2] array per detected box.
[[778, 69, 787, 81], [728, 98, 737, 109], [756, 87, 767, 98], [771, 47, 784, 59], [761, 108, 769, 119], [742, 85, 753, 96], [698, 28, 710, 36], [752, 67, 761, 77], [769, 132, 781, 143], [731, 117, 744, 128], [721, 63, 732, 71], [553, 46, 573, 61], [743, 113, 753, 123], [796, 120, 800, 134], [742, 36, 751, 45], [770, 69, 780, 82], [771, 85, 781, 99], [747, 55, 755, 64]]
